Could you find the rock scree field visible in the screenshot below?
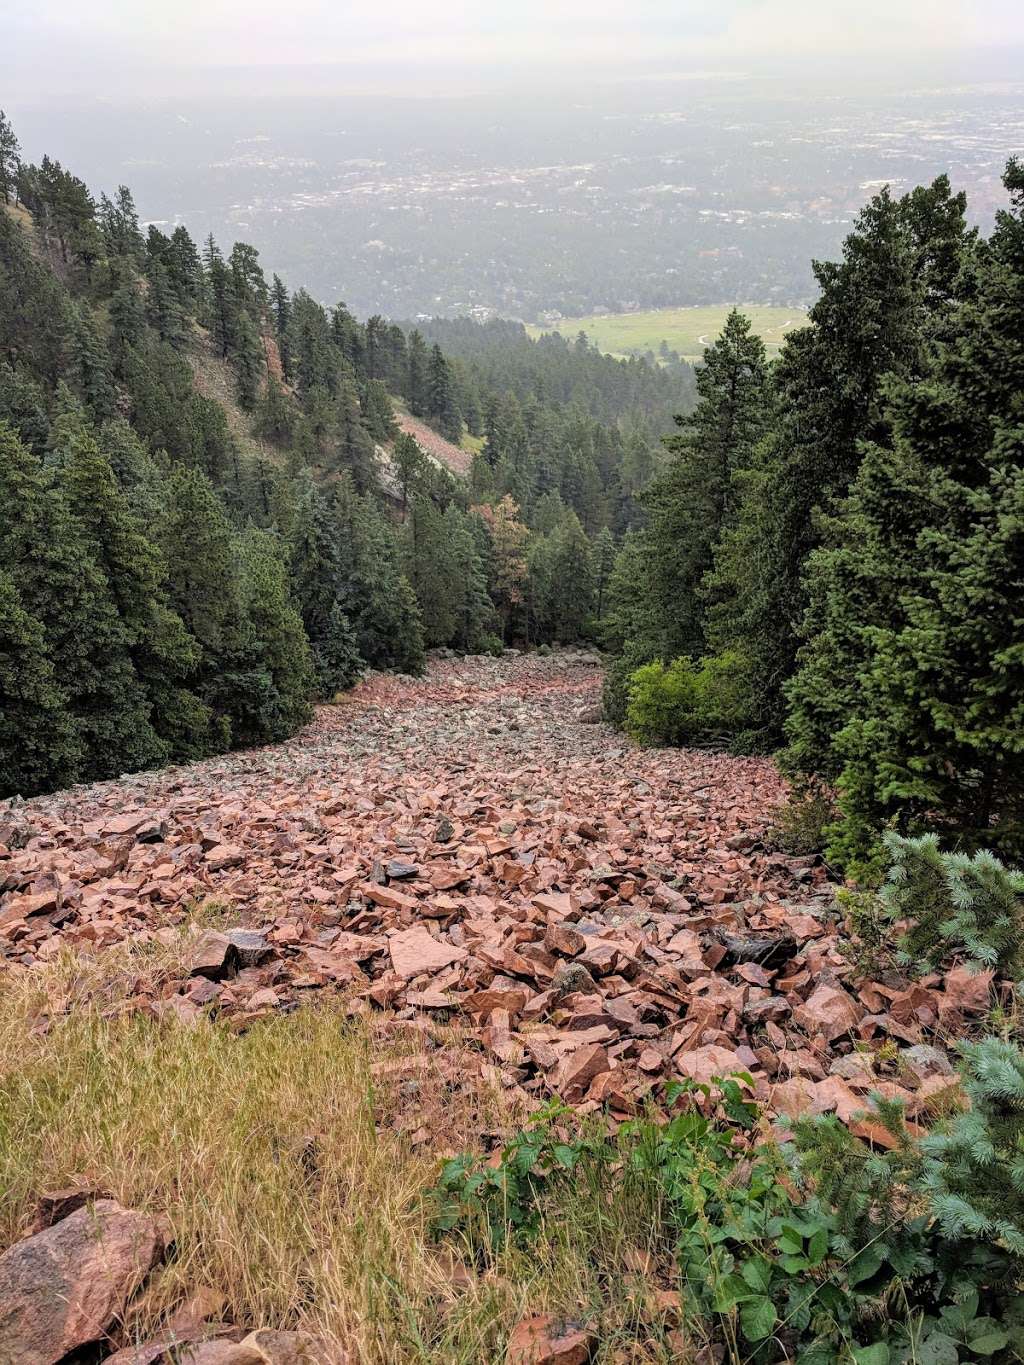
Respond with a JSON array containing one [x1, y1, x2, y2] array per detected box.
[[0, 652, 990, 1363]]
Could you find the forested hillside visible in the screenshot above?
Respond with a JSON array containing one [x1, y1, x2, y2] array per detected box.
[[0, 112, 691, 800], [605, 162, 1024, 875]]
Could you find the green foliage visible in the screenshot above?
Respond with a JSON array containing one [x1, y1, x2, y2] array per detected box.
[[786, 163, 1024, 868], [234, 529, 314, 744], [768, 784, 836, 857], [0, 108, 20, 204], [0, 421, 166, 786], [793, 1037, 1024, 1362], [880, 833, 1024, 973], [0, 569, 79, 796], [920, 1039, 1024, 1255], [433, 1100, 607, 1252], [625, 650, 752, 747], [478, 633, 504, 657], [434, 1047, 1024, 1362]]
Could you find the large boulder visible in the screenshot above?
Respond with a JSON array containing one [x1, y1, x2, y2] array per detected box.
[[0, 1199, 164, 1364]]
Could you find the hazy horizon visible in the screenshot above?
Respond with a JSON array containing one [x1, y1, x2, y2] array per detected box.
[[5, 1, 1024, 101]]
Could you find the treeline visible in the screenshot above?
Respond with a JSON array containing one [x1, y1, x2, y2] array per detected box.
[[606, 162, 1024, 875], [0, 113, 664, 799], [411, 316, 695, 533]]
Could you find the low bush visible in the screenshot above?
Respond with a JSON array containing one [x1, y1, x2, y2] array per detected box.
[[432, 1045, 1024, 1362], [478, 632, 505, 657], [768, 783, 837, 857], [624, 649, 752, 747]]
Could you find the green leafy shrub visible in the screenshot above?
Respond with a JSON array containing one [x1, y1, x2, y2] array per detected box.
[[768, 782, 836, 856], [477, 632, 504, 657], [432, 1099, 610, 1251], [601, 638, 652, 725], [880, 832, 1024, 972], [624, 649, 752, 747], [433, 1047, 1024, 1362]]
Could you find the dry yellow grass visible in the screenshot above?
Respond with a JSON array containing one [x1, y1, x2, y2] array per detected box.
[[0, 935, 686, 1363]]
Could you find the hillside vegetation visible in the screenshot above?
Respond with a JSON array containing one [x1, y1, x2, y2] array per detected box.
[[604, 163, 1024, 876], [0, 114, 694, 802]]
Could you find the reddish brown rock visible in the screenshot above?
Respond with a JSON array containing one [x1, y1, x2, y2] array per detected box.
[[506, 1314, 596, 1365], [544, 922, 586, 957], [554, 1043, 610, 1097], [388, 925, 468, 979], [0, 1199, 164, 1364], [793, 983, 863, 1043], [940, 966, 994, 1020], [674, 1044, 749, 1087]]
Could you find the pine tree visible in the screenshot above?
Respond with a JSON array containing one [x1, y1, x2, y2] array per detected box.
[[787, 163, 1022, 866], [233, 308, 264, 409], [288, 478, 364, 696], [166, 226, 202, 306], [270, 275, 292, 381], [68, 301, 115, 420], [156, 463, 253, 747], [549, 511, 596, 641], [99, 186, 144, 262], [407, 330, 429, 415], [445, 506, 493, 652], [331, 374, 377, 490], [593, 525, 616, 622], [253, 372, 296, 445], [428, 343, 462, 442], [361, 378, 396, 442], [639, 309, 770, 664], [146, 261, 190, 350], [229, 242, 268, 312], [393, 430, 426, 519], [0, 109, 21, 205], [108, 278, 146, 369], [0, 421, 164, 782], [204, 237, 237, 358], [331, 475, 424, 673], [710, 177, 971, 742], [53, 412, 212, 760], [234, 529, 313, 743], [476, 494, 528, 642], [0, 569, 78, 797], [406, 494, 460, 646]]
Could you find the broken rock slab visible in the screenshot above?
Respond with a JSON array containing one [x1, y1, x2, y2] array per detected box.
[[0, 1199, 164, 1365], [389, 924, 468, 979]]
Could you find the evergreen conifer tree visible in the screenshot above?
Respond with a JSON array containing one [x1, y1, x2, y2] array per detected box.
[[53, 412, 213, 759], [0, 421, 164, 781], [787, 162, 1024, 865], [0, 109, 21, 205], [0, 570, 78, 797]]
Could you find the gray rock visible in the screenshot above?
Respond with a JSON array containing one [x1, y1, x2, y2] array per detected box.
[[902, 1044, 955, 1078], [829, 1052, 876, 1080]]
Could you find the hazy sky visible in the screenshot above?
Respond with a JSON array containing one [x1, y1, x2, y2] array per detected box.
[[5, 0, 1024, 97]]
